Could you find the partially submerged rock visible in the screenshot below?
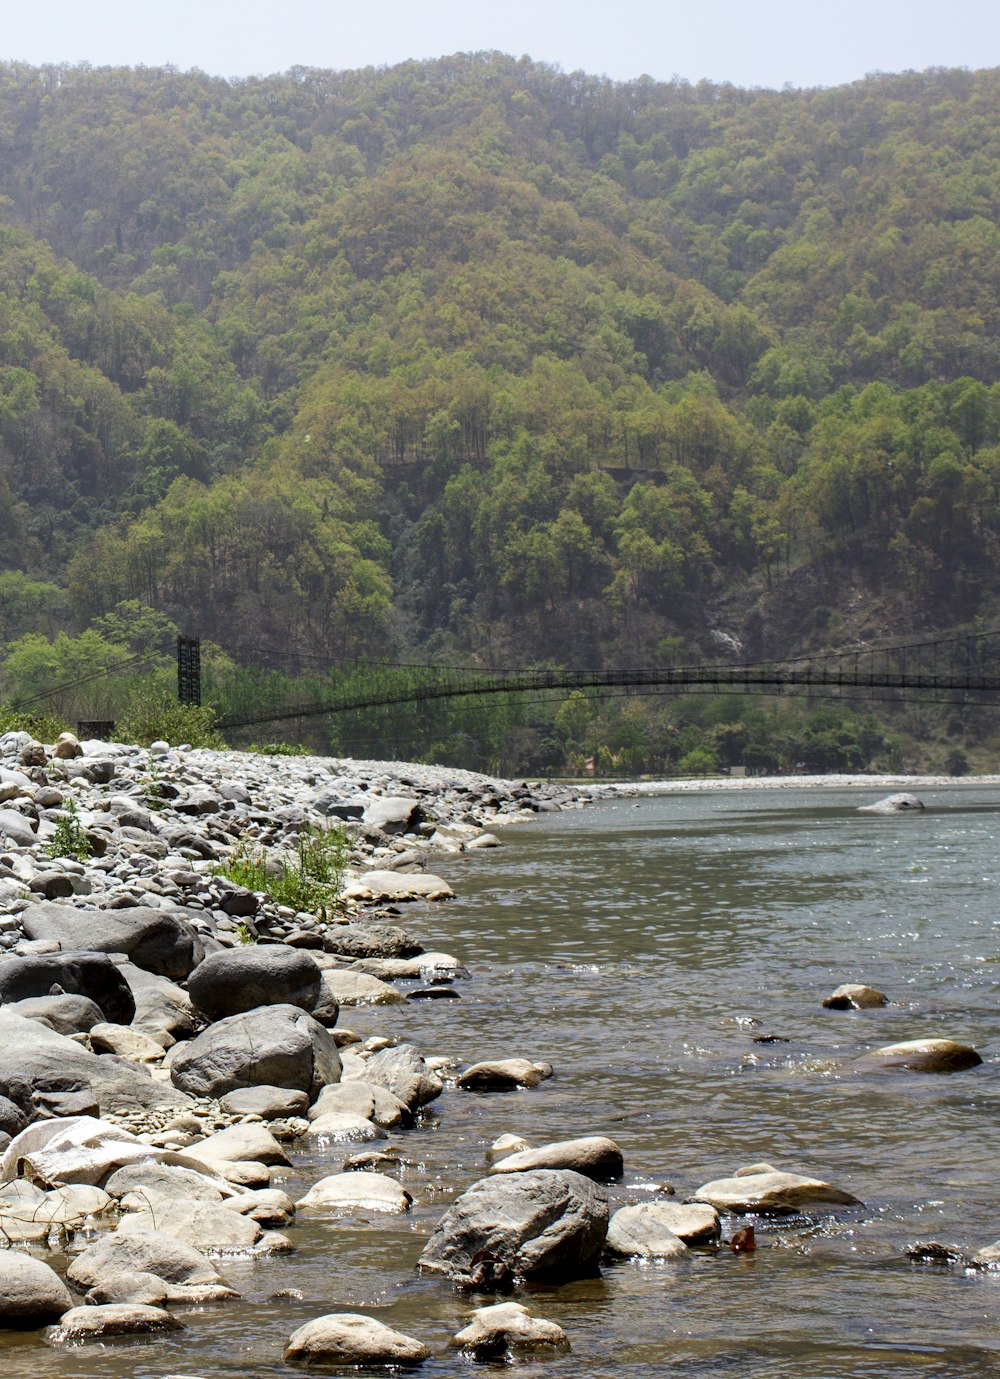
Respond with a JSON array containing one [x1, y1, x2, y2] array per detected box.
[[457, 1059, 553, 1091], [284, 1313, 429, 1368], [343, 871, 454, 902], [45, 1303, 183, 1344], [67, 1228, 239, 1303], [859, 1038, 982, 1073], [296, 1171, 412, 1214], [0, 1251, 73, 1325], [488, 1135, 623, 1182], [418, 1169, 608, 1283], [452, 1302, 570, 1360], [691, 1167, 862, 1215], [823, 983, 889, 1010], [605, 1205, 688, 1259], [858, 793, 925, 814]]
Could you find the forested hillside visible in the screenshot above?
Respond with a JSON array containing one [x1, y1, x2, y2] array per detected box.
[[0, 56, 998, 770]]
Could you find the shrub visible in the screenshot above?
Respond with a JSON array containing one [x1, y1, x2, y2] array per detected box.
[[116, 688, 225, 749], [0, 705, 69, 743]]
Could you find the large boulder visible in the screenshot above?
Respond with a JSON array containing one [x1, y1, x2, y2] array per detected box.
[[18, 902, 203, 979], [5, 993, 108, 1036], [0, 1116, 218, 1189], [117, 1199, 277, 1254], [343, 871, 454, 902], [284, 1314, 429, 1368], [321, 922, 424, 960], [187, 945, 323, 1020], [169, 1004, 341, 1099], [357, 1042, 443, 1111], [418, 1169, 608, 1283], [66, 1228, 238, 1302], [0, 1251, 73, 1325], [0, 951, 135, 1024], [0, 1011, 191, 1118]]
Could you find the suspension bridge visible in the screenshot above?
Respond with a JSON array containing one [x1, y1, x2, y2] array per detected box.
[[11, 628, 1000, 739], [211, 628, 1000, 731]]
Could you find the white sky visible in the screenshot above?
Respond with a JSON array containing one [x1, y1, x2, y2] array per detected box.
[[4, 0, 998, 89]]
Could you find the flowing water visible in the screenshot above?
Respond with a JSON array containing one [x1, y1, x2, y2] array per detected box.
[[8, 783, 1000, 1377]]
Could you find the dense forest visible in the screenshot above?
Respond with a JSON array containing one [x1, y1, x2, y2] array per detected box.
[[0, 55, 998, 771]]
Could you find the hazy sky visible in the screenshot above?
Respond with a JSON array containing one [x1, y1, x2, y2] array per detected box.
[[4, 0, 998, 89]]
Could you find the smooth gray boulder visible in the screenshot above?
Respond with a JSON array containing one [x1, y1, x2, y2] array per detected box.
[[169, 1004, 341, 1099], [489, 1136, 623, 1182], [117, 1199, 276, 1254], [296, 1172, 411, 1214], [0, 808, 38, 847], [105, 1162, 228, 1202], [343, 871, 454, 902], [182, 1122, 291, 1167], [66, 1228, 239, 1302], [187, 946, 323, 1020], [321, 922, 424, 960], [6, 993, 109, 1036], [284, 1313, 429, 1367], [0, 1251, 73, 1325], [0, 951, 135, 1024], [692, 1167, 862, 1215], [0, 1012, 190, 1119], [219, 1085, 309, 1120], [18, 902, 203, 979], [318, 969, 405, 1007], [605, 1205, 689, 1258], [46, 1303, 182, 1344], [84, 1272, 170, 1307], [358, 1042, 443, 1110], [418, 1169, 608, 1283], [452, 1302, 570, 1359]]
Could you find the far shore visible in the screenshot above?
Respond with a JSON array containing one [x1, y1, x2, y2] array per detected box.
[[600, 773, 1000, 795]]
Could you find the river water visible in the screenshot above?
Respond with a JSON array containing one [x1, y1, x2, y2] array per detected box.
[[8, 783, 1000, 1377]]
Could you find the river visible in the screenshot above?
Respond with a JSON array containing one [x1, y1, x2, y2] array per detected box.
[[8, 782, 1000, 1376]]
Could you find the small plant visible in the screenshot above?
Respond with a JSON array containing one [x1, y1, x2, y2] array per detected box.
[[216, 822, 350, 918], [142, 759, 168, 811], [249, 741, 309, 757], [234, 921, 258, 944], [47, 798, 91, 860]]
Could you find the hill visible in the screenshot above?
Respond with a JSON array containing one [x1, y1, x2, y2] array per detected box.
[[0, 56, 998, 769]]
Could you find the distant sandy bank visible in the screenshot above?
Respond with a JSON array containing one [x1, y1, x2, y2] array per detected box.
[[602, 773, 1000, 796]]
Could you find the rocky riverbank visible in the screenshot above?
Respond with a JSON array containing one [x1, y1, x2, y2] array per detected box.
[[2, 737, 996, 1367], [0, 730, 610, 1360]]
